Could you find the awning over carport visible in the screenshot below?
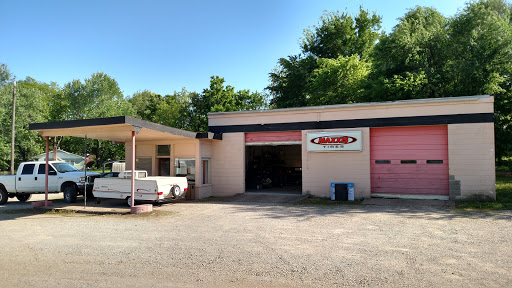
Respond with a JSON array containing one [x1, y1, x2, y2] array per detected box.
[[28, 116, 221, 212], [29, 116, 221, 142]]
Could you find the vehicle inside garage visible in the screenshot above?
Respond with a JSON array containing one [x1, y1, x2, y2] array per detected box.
[[245, 145, 302, 194]]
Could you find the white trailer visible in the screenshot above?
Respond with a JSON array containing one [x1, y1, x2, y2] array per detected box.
[[92, 170, 188, 206]]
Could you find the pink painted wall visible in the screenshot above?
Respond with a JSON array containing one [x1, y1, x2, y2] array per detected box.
[[210, 133, 245, 197], [302, 128, 371, 199], [448, 123, 496, 200]]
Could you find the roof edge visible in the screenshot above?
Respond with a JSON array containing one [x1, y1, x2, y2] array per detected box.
[[208, 95, 492, 117], [29, 116, 201, 140]]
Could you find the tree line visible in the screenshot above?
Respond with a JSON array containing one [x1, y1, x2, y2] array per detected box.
[[0, 0, 510, 171], [269, 0, 512, 164], [0, 69, 266, 170]]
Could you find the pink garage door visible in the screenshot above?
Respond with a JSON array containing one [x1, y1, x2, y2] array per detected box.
[[370, 125, 449, 197], [245, 131, 301, 145]]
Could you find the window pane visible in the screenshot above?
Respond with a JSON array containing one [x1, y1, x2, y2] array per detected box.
[[375, 160, 391, 164], [202, 159, 210, 184], [400, 160, 417, 164], [427, 160, 443, 164], [21, 164, 35, 175], [157, 145, 170, 156], [175, 158, 195, 182], [136, 158, 153, 175], [37, 164, 56, 174]]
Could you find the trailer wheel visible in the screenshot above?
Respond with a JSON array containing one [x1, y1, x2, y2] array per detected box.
[[0, 187, 8, 205], [171, 186, 181, 198], [126, 197, 133, 207], [15, 193, 32, 202], [63, 185, 77, 203]]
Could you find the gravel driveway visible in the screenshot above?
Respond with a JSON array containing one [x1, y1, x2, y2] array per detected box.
[[1, 199, 511, 287]]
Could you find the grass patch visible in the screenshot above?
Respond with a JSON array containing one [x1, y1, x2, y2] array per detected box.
[[457, 175, 512, 210], [44, 209, 81, 215], [295, 196, 362, 206]]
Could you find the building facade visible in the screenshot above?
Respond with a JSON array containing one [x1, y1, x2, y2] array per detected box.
[[207, 95, 495, 200]]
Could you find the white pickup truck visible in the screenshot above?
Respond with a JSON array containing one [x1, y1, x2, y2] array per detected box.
[[0, 161, 100, 205], [93, 170, 188, 206]]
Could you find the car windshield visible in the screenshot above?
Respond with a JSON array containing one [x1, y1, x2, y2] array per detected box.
[[52, 163, 79, 173]]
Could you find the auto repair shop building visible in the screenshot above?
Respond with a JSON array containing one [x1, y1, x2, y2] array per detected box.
[[30, 95, 495, 201], [207, 95, 495, 201]]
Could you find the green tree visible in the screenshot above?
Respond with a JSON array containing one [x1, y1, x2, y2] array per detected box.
[[189, 76, 266, 132], [154, 89, 194, 130], [15, 78, 57, 162], [0, 72, 56, 169], [128, 90, 163, 123], [369, 6, 449, 101], [0, 65, 14, 170], [302, 8, 382, 59], [269, 8, 382, 108], [0, 64, 11, 85], [446, 0, 512, 163], [307, 55, 371, 105], [269, 55, 317, 108], [54, 72, 134, 168]]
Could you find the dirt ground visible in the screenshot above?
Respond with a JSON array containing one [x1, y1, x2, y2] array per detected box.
[[1, 196, 512, 287]]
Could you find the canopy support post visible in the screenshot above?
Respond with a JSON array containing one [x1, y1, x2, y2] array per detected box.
[[84, 135, 87, 209], [45, 136, 49, 207], [131, 130, 135, 208]]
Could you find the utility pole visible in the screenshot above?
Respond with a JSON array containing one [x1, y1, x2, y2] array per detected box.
[[10, 78, 16, 175]]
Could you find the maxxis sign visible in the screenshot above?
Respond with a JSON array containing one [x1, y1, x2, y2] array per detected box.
[[307, 131, 362, 152]]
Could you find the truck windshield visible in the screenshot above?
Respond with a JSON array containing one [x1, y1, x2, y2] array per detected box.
[[52, 163, 79, 173]]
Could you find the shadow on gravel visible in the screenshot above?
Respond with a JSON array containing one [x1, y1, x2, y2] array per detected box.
[[193, 201, 512, 221]]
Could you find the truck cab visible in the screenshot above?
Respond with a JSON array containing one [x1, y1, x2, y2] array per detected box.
[[0, 161, 100, 205]]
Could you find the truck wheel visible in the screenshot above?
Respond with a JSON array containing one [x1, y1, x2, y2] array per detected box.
[[63, 185, 77, 203], [15, 193, 32, 202], [0, 187, 8, 205], [171, 186, 181, 198]]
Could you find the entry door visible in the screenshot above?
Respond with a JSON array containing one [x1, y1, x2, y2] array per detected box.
[[158, 158, 170, 176], [370, 126, 449, 197]]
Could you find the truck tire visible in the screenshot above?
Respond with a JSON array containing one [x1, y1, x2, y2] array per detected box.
[[63, 185, 77, 203], [15, 193, 32, 202], [0, 187, 8, 205]]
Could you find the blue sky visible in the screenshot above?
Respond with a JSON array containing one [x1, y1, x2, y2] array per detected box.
[[1, 0, 469, 97]]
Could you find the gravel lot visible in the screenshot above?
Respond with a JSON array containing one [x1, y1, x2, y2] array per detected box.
[[1, 197, 512, 287]]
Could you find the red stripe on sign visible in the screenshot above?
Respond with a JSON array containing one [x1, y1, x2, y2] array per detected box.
[[245, 131, 301, 143]]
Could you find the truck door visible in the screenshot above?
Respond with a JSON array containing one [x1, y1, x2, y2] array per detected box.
[[36, 164, 59, 192], [16, 163, 38, 193]]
